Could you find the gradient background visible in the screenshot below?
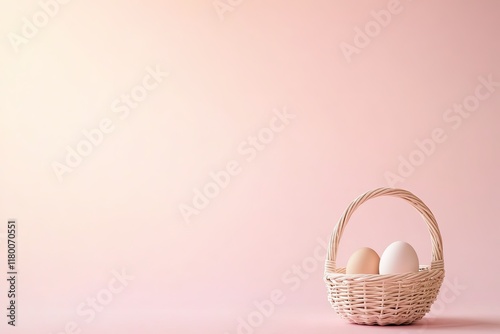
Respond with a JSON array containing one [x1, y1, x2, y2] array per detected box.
[[1, 0, 499, 333]]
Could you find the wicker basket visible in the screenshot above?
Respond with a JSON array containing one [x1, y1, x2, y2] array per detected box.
[[324, 188, 445, 325]]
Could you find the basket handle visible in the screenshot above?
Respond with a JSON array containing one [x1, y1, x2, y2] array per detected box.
[[325, 188, 444, 274]]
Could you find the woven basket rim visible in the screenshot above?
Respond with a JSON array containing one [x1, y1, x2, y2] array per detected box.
[[325, 267, 445, 281]]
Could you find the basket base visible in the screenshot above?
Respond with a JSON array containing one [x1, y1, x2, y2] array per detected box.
[[345, 315, 424, 326], [331, 305, 429, 326]]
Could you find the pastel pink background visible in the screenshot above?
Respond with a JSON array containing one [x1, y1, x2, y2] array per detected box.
[[0, 0, 499, 333]]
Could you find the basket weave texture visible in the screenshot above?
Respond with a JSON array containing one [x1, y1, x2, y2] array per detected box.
[[324, 188, 445, 325]]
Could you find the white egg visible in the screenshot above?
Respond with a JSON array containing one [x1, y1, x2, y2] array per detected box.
[[379, 241, 419, 275]]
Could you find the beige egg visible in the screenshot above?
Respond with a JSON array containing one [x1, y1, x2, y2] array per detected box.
[[346, 247, 380, 274]]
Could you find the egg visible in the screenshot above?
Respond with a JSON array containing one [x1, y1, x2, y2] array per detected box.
[[379, 241, 419, 275], [346, 247, 380, 274]]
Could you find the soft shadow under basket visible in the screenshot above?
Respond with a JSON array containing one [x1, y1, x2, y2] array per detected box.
[[324, 188, 445, 325]]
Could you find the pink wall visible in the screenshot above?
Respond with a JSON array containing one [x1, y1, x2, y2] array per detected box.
[[0, 0, 499, 333]]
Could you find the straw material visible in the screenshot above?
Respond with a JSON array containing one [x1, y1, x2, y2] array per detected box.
[[324, 188, 445, 325]]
